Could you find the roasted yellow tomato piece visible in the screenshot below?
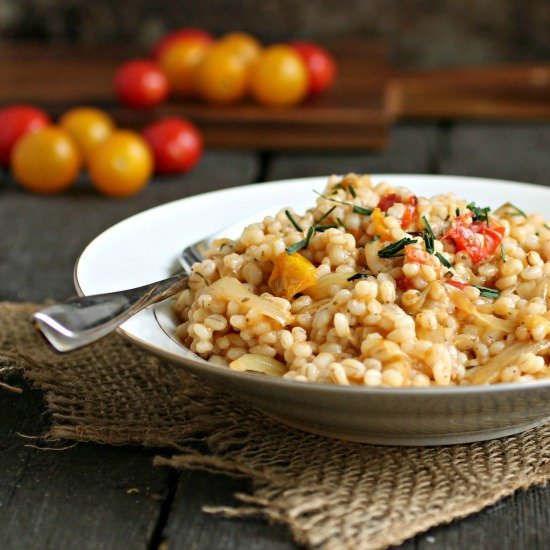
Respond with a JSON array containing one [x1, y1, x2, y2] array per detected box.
[[371, 207, 393, 240], [268, 252, 317, 300]]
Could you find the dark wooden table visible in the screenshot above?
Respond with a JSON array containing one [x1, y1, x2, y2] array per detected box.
[[1, 121, 550, 549]]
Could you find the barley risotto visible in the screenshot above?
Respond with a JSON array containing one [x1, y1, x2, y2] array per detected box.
[[174, 174, 550, 387]]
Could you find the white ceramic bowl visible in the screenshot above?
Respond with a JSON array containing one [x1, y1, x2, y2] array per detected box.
[[74, 175, 550, 445]]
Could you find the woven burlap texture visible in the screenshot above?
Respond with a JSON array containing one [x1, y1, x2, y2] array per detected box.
[[2, 302, 550, 550]]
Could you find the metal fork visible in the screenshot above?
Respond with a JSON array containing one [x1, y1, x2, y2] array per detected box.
[[33, 208, 275, 352]]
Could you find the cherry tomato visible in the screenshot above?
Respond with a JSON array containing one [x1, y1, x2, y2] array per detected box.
[[0, 105, 51, 166], [404, 245, 431, 265], [217, 32, 262, 67], [88, 131, 153, 197], [250, 45, 308, 107], [378, 193, 417, 229], [290, 42, 336, 96], [444, 218, 504, 264], [11, 127, 81, 194], [152, 27, 213, 59], [158, 39, 210, 97], [196, 45, 250, 104], [396, 275, 416, 292], [142, 117, 203, 174], [59, 107, 115, 160], [114, 60, 169, 108]]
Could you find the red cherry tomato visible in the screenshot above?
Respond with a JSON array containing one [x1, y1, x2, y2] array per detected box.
[[446, 280, 468, 290], [290, 42, 336, 96], [378, 193, 417, 229], [0, 105, 51, 166], [404, 245, 431, 265], [142, 117, 203, 174], [152, 28, 214, 59], [114, 60, 169, 108], [444, 218, 504, 264], [396, 275, 415, 292]]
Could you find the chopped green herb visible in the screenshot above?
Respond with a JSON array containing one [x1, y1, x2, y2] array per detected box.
[[336, 217, 346, 229], [500, 243, 507, 263], [285, 209, 303, 232], [544, 223, 550, 231], [314, 191, 372, 216], [467, 202, 490, 225], [347, 272, 373, 281], [219, 242, 234, 251], [455, 207, 460, 217], [304, 226, 315, 247], [314, 205, 336, 225], [507, 203, 527, 217], [436, 252, 451, 268], [241, 297, 250, 302], [421, 215, 435, 254], [378, 237, 417, 258], [349, 185, 357, 198], [285, 240, 307, 254], [353, 205, 373, 216], [332, 183, 344, 191], [314, 224, 338, 232], [473, 285, 500, 299], [370, 234, 381, 243]]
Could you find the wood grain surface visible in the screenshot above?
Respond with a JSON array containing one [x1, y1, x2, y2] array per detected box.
[[1, 123, 550, 549], [0, 41, 390, 150]]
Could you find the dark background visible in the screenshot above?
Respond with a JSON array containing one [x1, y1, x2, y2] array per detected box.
[[1, 0, 549, 68]]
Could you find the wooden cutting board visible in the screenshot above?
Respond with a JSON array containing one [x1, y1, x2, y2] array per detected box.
[[1, 41, 549, 150]]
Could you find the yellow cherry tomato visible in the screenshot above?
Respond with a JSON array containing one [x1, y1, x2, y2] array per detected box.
[[196, 45, 250, 104], [11, 126, 81, 194], [59, 107, 115, 161], [251, 45, 308, 107], [158, 39, 210, 97], [88, 131, 153, 197], [217, 32, 262, 67], [268, 252, 317, 300]]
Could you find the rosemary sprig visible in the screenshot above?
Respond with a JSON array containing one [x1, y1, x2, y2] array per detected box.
[[347, 272, 373, 281], [421, 215, 435, 254], [467, 202, 490, 225], [353, 205, 373, 215], [336, 217, 346, 229], [315, 224, 338, 232], [286, 225, 316, 254], [544, 223, 550, 231], [436, 252, 451, 268], [500, 243, 507, 263], [285, 209, 303, 232], [378, 237, 417, 258], [286, 239, 307, 254], [473, 285, 500, 299], [455, 207, 460, 217], [313, 191, 373, 216], [369, 234, 381, 243], [349, 185, 357, 198], [314, 205, 337, 225]]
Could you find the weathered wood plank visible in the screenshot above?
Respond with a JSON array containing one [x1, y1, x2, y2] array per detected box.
[[162, 471, 296, 549], [439, 122, 550, 185], [417, 485, 550, 549], [0, 377, 170, 550], [0, 150, 259, 302], [266, 123, 442, 181]]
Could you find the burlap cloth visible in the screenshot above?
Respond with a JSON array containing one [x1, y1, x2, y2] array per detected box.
[[2, 302, 550, 549]]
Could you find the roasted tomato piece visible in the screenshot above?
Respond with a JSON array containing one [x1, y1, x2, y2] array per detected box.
[[268, 252, 317, 300]]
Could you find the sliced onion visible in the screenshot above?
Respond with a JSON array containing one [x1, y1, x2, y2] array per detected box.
[[468, 340, 550, 384], [447, 286, 514, 333], [229, 354, 287, 377], [207, 276, 290, 326], [302, 272, 354, 300]]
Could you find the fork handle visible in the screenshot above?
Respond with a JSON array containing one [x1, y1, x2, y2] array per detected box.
[[32, 273, 189, 352]]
